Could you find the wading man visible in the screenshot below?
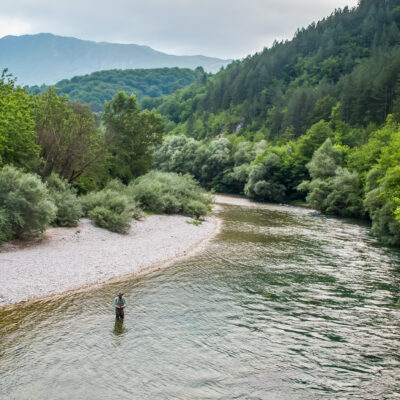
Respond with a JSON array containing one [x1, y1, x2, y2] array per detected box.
[[114, 291, 126, 319]]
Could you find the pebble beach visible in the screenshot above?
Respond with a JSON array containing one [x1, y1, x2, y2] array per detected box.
[[0, 214, 219, 307]]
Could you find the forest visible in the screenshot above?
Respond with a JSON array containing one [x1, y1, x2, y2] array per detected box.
[[28, 67, 203, 111], [1, 0, 400, 246], [142, 0, 400, 246]]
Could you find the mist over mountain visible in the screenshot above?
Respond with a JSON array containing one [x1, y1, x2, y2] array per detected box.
[[0, 33, 231, 85]]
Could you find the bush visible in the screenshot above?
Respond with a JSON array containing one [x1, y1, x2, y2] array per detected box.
[[0, 208, 12, 244], [184, 200, 209, 219], [298, 140, 363, 218], [88, 206, 131, 234], [244, 153, 287, 202], [364, 167, 400, 245], [47, 173, 82, 227], [81, 189, 136, 233], [128, 171, 211, 218], [0, 166, 56, 239]]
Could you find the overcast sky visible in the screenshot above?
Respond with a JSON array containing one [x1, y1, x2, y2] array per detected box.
[[0, 0, 359, 59]]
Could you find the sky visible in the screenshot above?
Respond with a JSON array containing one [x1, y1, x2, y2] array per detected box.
[[0, 0, 359, 60]]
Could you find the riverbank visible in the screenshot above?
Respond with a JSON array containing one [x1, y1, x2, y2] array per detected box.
[[0, 214, 219, 308]]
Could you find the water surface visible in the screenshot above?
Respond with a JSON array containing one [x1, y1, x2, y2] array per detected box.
[[1, 202, 400, 399]]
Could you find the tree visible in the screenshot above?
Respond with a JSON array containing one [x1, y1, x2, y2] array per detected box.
[[299, 139, 363, 217], [104, 92, 164, 182], [0, 69, 39, 168], [34, 89, 104, 182], [245, 152, 287, 202], [306, 138, 343, 179]]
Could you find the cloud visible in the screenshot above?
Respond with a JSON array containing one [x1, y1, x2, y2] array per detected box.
[[0, 16, 32, 38], [0, 0, 359, 59]]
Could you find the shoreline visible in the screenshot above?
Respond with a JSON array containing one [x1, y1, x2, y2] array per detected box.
[[0, 213, 221, 309]]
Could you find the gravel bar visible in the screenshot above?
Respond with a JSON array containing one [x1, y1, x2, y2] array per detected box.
[[0, 215, 219, 307]]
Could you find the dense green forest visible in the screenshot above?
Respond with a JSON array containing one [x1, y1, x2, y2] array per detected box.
[[1, 0, 400, 247], [28, 67, 204, 111], [139, 0, 400, 246]]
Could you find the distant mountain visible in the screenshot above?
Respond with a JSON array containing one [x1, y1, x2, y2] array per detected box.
[[0, 33, 231, 85], [28, 67, 204, 111]]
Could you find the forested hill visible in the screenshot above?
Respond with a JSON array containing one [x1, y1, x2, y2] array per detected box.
[[0, 33, 230, 85], [144, 0, 400, 139], [144, 0, 400, 246], [28, 68, 203, 111]]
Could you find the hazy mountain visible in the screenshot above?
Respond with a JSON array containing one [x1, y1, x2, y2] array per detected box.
[[0, 33, 231, 85]]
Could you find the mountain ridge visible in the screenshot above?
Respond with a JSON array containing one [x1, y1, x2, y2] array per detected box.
[[0, 33, 231, 85]]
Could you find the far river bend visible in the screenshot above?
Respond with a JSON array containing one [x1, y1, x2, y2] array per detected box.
[[1, 198, 400, 399]]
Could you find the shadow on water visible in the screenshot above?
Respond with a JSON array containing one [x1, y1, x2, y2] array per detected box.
[[1, 203, 400, 399]]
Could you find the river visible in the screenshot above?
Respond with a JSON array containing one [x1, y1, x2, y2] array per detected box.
[[1, 199, 400, 399]]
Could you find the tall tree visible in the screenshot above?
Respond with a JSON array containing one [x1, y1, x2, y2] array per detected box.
[[34, 89, 104, 182], [104, 92, 164, 182]]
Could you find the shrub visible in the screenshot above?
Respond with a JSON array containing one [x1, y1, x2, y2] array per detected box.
[[47, 173, 82, 227], [0, 208, 12, 244], [0, 166, 56, 239], [183, 200, 209, 218], [364, 167, 400, 245], [81, 189, 135, 233], [103, 179, 127, 193], [88, 206, 131, 234], [298, 140, 364, 218], [244, 153, 287, 202], [128, 171, 211, 218]]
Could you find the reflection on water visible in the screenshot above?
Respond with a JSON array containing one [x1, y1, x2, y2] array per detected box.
[[113, 319, 126, 336], [1, 203, 400, 399]]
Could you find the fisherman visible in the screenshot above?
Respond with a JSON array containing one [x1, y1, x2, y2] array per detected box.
[[114, 291, 126, 319]]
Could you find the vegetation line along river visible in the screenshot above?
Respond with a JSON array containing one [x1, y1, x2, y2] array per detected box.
[[1, 198, 400, 399]]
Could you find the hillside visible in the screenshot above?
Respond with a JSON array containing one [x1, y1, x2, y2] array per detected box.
[[0, 33, 230, 85], [143, 0, 400, 139], [28, 68, 203, 111], [142, 0, 400, 245]]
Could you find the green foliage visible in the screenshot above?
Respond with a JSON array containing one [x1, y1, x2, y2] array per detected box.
[[88, 206, 130, 234], [2, 0, 400, 247], [0, 208, 12, 244], [306, 138, 342, 179], [0, 70, 39, 168], [34, 89, 104, 182], [46, 173, 82, 227], [143, 1, 400, 142], [298, 140, 363, 217], [324, 168, 364, 217], [81, 189, 134, 233], [295, 121, 334, 163], [144, 0, 400, 247], [364, 166, 400, 245], [245, 153, 287, 202], [104, 92, 164, 182], [128, 171, 211, 218], [360, 118, 400, 245], [0, 166, 56, 240], [186, 219, 202, 226], [29, 68, 203, 111]]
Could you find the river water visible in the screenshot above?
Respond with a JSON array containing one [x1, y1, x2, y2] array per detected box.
[[1, 200, 400, 399]]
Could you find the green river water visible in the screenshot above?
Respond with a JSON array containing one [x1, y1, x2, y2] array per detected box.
[[1, 202, 400, 399]]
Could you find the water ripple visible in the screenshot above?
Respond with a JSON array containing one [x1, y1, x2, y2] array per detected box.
[[1, 203, 400, 399]]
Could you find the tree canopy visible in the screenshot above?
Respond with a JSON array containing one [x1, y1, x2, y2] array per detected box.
[[104, 91, 164, 182]]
